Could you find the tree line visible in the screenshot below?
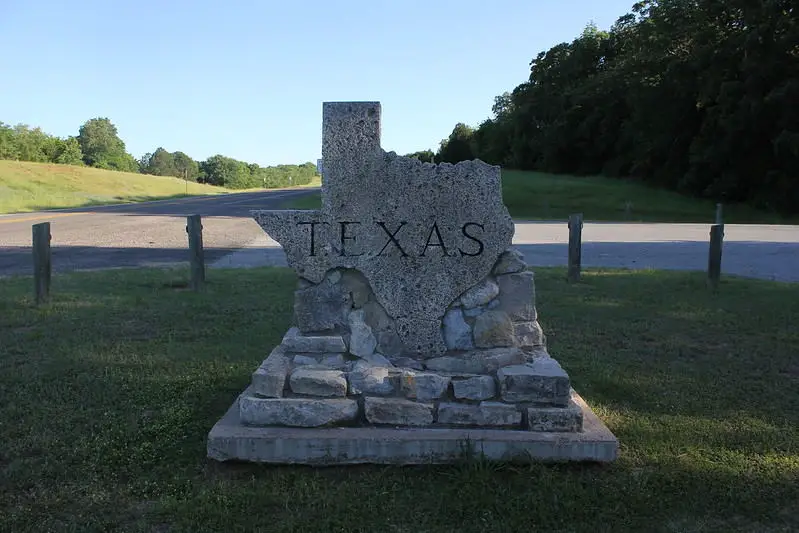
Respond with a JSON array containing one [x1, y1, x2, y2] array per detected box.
[[430, 0, 798, 214], [0, 118, 317, 189]]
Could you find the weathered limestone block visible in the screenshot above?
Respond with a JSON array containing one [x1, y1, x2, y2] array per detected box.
[[459, 279, 499, 309], [282, 327, 347, 353], [437, 402, 522, 427], [364, 397, 434, 426], [424, 347, 525, 374], [496, 357, 570, 406], [293, 276, 351, 333], [473, 310, 515, 348], [496, 271, 536, 322], [391, 357, 424, 371], [527, 400, 583, 432], [492, 248, 526, 275], [514, 321, 545, 350], [251, 346, 290, 398], [443, 308, 473, 351], [348, 309, 378, 358], [362, 300, 404, 357], [452, 375, 497, 401], [339, 269, 372, 308], [240, 397, 358, 427], [321, 354, 349, 369], [463, 306, 485, 318], [400, 372, 450, 401], [293, 354, 318, 366], [289, 368, 347, 397], [347, 361, 395, 396]]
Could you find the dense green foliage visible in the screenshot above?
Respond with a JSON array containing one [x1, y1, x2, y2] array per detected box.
[[1, 118, 317, 190], [438, 0, 799, 213]]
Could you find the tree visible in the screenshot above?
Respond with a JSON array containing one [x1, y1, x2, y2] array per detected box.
[[172, 151, 199, 181], [54, 137, 84, 165], [405, 150, 435, 163], [435, 123, 475, 164], [77, 117, 137, 171], [140, 147, 177, 176]]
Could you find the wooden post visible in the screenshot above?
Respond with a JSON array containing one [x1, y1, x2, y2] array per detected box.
[[715, 203, 723, 225], [708, 224, 724, 289], [567, 213, 583, 283], [186, 215, 205, 290], [32, 222, 51, 304]]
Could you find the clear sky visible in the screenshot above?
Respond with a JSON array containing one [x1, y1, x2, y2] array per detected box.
[[0, 0, 635, 167]]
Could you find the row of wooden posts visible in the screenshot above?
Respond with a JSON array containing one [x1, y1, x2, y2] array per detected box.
[[30, 208, 726, 305]]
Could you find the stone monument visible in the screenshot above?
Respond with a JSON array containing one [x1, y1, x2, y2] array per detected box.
[[207, 102, 618, 464]]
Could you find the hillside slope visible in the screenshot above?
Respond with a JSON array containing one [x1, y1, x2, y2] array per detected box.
[[0, 160, 229, 214]]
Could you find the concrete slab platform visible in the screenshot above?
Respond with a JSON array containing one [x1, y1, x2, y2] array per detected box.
[[206, 387, 619, 465]]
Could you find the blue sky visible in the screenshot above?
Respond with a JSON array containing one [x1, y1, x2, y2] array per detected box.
[[0, 0, 635, 167]]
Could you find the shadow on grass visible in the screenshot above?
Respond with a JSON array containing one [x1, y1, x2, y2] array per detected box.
[[0, 267, 797, 532]]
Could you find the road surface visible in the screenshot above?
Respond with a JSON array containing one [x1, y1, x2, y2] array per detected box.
[[1, 191, 797, 282]]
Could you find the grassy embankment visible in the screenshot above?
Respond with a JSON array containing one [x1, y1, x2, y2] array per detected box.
[[1, 266, 797, 532], [285, 169, 795, 223], [0, 160, 322, 214]]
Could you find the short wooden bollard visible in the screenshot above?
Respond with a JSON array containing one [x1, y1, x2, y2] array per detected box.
[[32, 222, 52, 304], [567, 213, 583, 283], [715, 203, 723, 225], [708, 224, 724, 289], [186, 215, 205, 290]]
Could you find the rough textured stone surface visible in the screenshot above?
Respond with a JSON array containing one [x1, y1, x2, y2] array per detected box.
[[390, 357, 424, 371], [463, 306, 485, 318], [252, 102, 514, 359], [348, 310, 377, 358], [443, 308, 473, 351], [400, 372, 450, 401], [459, 279, 500, 309], [240, 396, 358, 427], [321, 354, 349, 369], [251, 347, 290, 398], [496, 271, 536, 322], [362, 300, 404, 358], [437, 402, 522, 427], [514, 321, 545, 350], [282, 327, 347, 353], [339, 269, 372, 308], [452, 376, 497, 401], [527, 400, 583, 432], [347, 362, 395, 396], [358, 351, 394, 367], [364, 397, 434, 426], [293, 354, 318, 366], [493, 248, 526, 275], [289, 368, 347, 397], [473, 310, 515, 348], [424, 347, 526, 374], [497, 358, 570, 405], [293, 276, 351, 333]]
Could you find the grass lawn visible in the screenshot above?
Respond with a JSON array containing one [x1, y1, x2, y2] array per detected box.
[[1, 266, 797, 532], [282, 169, 795, 223]]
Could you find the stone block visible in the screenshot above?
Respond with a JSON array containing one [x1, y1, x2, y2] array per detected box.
[[452, 375, 496, 401], [347, 362, 395, 396], [437, 402, 521, 427], [348, 309, 378, 358], [390, 357, 424, 370], [364, 397, 434, 426], [282, 327, 347, 353], [443, 308, 473, 351], [527, 400, 583, 432], [473, 310, 515, 348], [424, 347, 525, 374], [496, 357, 570, 406], [492, 248, 526, 275], [496, 271, 536, 321], [293, 354, 318, 366], [240, 396, 358, 427], [362, 300, 404, 357], [251, 347, 290, 398], [459, 279, 499, 309], [289, 368, 347, 397], [400, 372, 450, 401], [339, 269, 372, 308], [293, 278, 351, 333], [514, 321, 545, 350]]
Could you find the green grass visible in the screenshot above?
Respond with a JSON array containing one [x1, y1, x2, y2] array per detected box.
[[1, 266, 797, 532], [283, 169, 795, 223]]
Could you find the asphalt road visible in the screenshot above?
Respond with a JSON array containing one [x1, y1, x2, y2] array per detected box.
[[1, 190, 797, 282], [0, 189, 317, 277]]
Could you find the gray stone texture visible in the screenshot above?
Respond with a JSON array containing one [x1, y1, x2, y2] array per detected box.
[[400, 372, 450, 401], [424, 347, 526, 374], [321, 354, 349, 369], [473, 310, 515, 348], [459, 279, 499, 309], [293, 275, 351, 333], [437, 402, 522, 427], [514, 321, 545, 350], [390, 357, 424, 371], [253, 102, 514, 359], [282, 327, 347, 353], [251, 347, 290, 398], [347, 361, 395, 396], [348, 309, 377, 358], [361, 300, 404, 358], [339, 269, 372, 308], [452, 375, 497, 401], [527, 400, 584, 432], [239, 396, 358, 427], [293, 354, 318, 366], [442, 308, 473, 351], [289, 368, 347, 397], [492, 248, 526, 275], [496, 357, 570, 406], [496, 271, 536, 322], [364, 397, 434, 426]]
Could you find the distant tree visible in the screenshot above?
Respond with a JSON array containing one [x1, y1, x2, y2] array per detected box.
[[435, 123, 475, 164], [0, 122, 19, 159], [405, 150, 435, 163], [172, 151, 199, 181], [77, 117, 137, 171], [53, 137, 84, 165], [140, 147, 177, 176]]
